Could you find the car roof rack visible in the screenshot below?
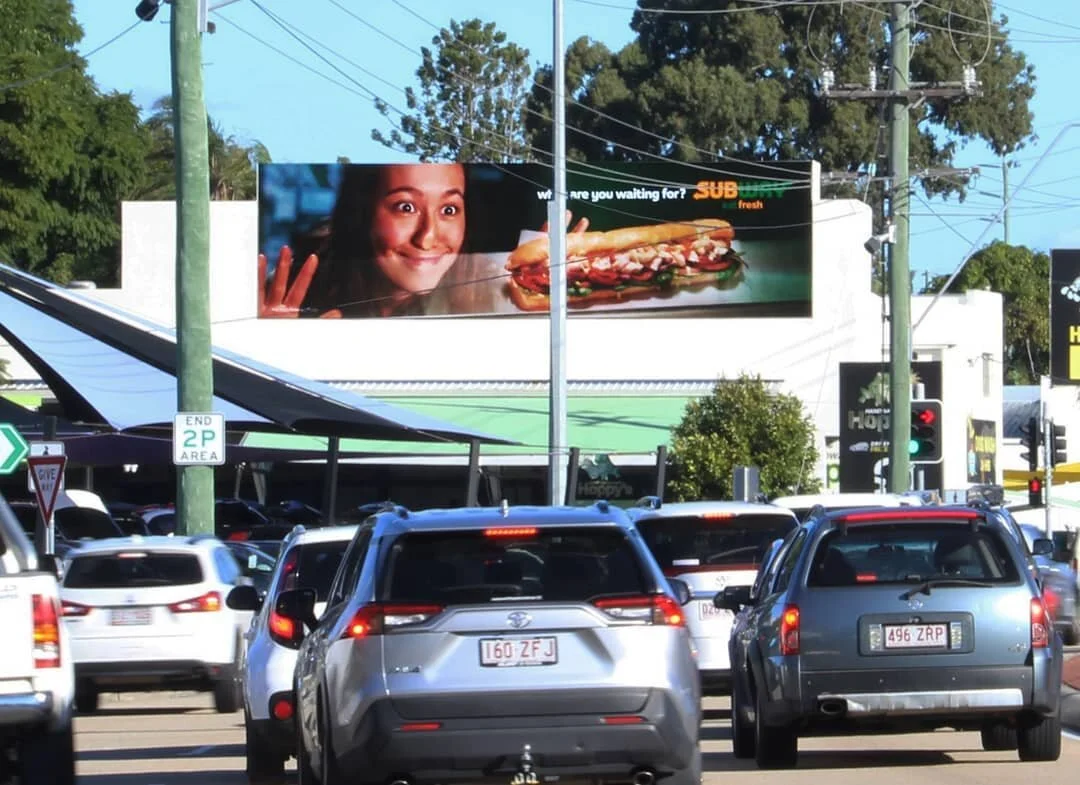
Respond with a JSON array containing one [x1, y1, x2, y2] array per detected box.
[[593, 500, 611, 513], [636, 495, 662, 510]]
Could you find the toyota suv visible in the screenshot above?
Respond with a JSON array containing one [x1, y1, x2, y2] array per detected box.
[[718, 505, 1063, 769], [627, 498, 798, 694], [281, 502, 702, 785]]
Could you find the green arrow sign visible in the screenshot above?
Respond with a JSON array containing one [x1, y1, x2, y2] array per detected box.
[[0, 422, 29, 474]]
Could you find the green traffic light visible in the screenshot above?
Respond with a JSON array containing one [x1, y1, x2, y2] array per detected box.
[[909, 439, 919, 455]]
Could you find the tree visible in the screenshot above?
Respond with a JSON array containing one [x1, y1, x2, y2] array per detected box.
[[921, 241, 1047, 384], [667, 374, 821, 501], [372, 19, 533, 162], [0, 0, 151, 285], [133, 96, 271, 201], [526, 0, 1034, 203]]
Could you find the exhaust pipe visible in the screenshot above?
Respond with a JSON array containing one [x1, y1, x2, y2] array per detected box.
[[388, 779, 412, 785], [632, 769, 656, 785], [818, 698, 847, 718]]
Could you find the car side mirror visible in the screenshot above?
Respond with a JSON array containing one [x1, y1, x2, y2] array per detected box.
[[667, 578, 692, 606], [276, 588, 318, 634], [1032, 538, 1054, 556], [36, 554, 62, 578], [226, 584, 262, 612], [714, 584, 753, 611]]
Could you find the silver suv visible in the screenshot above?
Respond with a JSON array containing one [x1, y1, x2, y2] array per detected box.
[[282, 502, 702, 785], [719, 505, 1064, 768], [226, 523, 360, 782]]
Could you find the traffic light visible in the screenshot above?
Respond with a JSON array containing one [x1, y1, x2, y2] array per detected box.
[[1028, 477, 1043, 508], [1019, 416, 1040, 471], [1050, 422, 1067, 467], [909, 399, 943, 463]]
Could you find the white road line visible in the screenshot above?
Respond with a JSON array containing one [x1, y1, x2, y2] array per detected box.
[[179, 745, 215, 757]]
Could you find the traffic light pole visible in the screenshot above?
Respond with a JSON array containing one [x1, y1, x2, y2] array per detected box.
[[1041, 375, 1052, 538]]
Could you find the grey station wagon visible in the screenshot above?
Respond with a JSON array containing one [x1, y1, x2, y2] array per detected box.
[[717, 505, 1064, 769], [282, 502, 702, 785]]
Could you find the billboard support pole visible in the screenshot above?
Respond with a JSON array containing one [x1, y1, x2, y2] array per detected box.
[[547, 0, 569, 507]]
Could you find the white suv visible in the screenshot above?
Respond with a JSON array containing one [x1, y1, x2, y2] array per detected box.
[[59, 535, 251, 713], [225, 523, 360, 782]]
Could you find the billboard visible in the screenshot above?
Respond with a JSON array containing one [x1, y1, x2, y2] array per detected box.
[[1050, 248, 1080, 384], [256, 161, 813, 319], [837, 361, 943, 493], [966, 418, 996, 484]]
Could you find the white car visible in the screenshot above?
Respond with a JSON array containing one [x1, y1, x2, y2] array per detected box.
[[59, 535, 251, 713], [225, 523, 360, 782], [627, 498, 799, 694]]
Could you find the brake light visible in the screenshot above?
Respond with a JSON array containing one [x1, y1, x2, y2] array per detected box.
[[484, 527, 538, 538], [1042, 588, 1060, 622], [31, 594, 61, 669], [61, 600, 92, 617], [400, 722, 441, 731], [700, 512, 734, 520], [268, 609, 299, 647], [279, 548, 301, 593], [602, 715, 645, 725], [1031, 597, 1049, 648], [839, 509, 979, 523], [168, 591, 222, 614], [780, 604, 800, 655], [342, 603, 444, 639], [592, 595, 685, 626], [855, 573, 877, 583]]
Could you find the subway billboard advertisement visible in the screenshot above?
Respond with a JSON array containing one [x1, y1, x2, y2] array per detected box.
[[256, 161, 813, 319]]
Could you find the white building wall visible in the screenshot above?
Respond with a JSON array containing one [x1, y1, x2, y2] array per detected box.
[[1, 194, 1004, 489]]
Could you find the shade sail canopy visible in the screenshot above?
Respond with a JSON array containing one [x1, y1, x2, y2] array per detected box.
[[0, 396, 96, 437], [0, 264, 515, 445]]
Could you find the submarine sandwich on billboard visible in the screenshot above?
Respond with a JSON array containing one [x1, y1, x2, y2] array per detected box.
[[504, 219, 746, 311]]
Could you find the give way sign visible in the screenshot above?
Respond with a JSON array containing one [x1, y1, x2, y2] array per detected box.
[[28, 454, 67, 521]]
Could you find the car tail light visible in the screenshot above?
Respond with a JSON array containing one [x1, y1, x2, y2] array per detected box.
[[342, 603, 444, 639], [168, 591, 222, 614], [32, 594, 61, 669], [400, 722, 441, 731], [279, 548, 301, 593], [61, 600, 92, 617], [484, 527, 538, 538], [592, 595, 685, 626], [700, 512, 734, 520], [268, 609, 300, 648], [838, 509, 979, 523], [1042, 588, 1061, 622], [1031, 597, 1050, 648], [855, 573, 877, 583], [780, 604, 800, 655]]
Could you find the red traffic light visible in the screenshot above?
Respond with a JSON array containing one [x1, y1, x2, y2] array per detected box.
[[1029, 478, 1042, 493], [915, 408, 936, 425]]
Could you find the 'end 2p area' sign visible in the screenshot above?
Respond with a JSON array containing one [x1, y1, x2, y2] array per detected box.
[[173, 412, 226, 466]]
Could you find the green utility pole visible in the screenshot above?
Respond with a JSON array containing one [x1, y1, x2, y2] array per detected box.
[[172, 0, 214, 535], [887, 0, 912, 493]]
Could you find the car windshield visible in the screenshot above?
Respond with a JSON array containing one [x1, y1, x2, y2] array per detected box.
[[807, 523, 1021, 587], [634, 513, 796, 571], [278, 541, 350, 602], [380, 527, 647, 605], [64, 551, 204, 588], [54, 508, 122, 540]]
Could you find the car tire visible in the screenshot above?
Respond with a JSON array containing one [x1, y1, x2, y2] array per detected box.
[[214, 644, 243, 714], [1017, 707, 1062, 762], [1064, 617, 1080, 646], [664, 746, 702, 785], [296, 714, 319, 785], [979, 721, 1017, 751], [730, 678, 756, 759], [75, 681, 99, 714], [18, 723, 75, 785], [245, 711, 285, 783], [753, 686, 797, 769]]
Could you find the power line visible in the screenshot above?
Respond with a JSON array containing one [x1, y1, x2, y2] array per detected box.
[[0, 20, 143, 93]]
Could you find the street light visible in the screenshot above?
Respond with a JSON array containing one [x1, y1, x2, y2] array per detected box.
[[135, 0, 164, 22]]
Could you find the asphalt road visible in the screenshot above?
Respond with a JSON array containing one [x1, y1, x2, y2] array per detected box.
[[72, 690, 1080, 785]]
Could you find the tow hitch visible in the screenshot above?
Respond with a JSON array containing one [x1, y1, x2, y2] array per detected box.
[[509, 744, 539, 785]]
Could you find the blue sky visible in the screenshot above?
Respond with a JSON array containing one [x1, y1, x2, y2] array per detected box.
[[70, 0, 1080, 284]]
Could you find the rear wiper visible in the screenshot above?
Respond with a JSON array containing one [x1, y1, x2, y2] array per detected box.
[[900, 578, 994, 600]]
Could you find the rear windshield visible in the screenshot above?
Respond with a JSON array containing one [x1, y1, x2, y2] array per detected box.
[[64, 551, 204, 588], [277, 541, 350, 602], [807, 524, 1022, 587], [54, 508, 122, 540], [380, 527, 647, 605], [635, 513, 796, 570]]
